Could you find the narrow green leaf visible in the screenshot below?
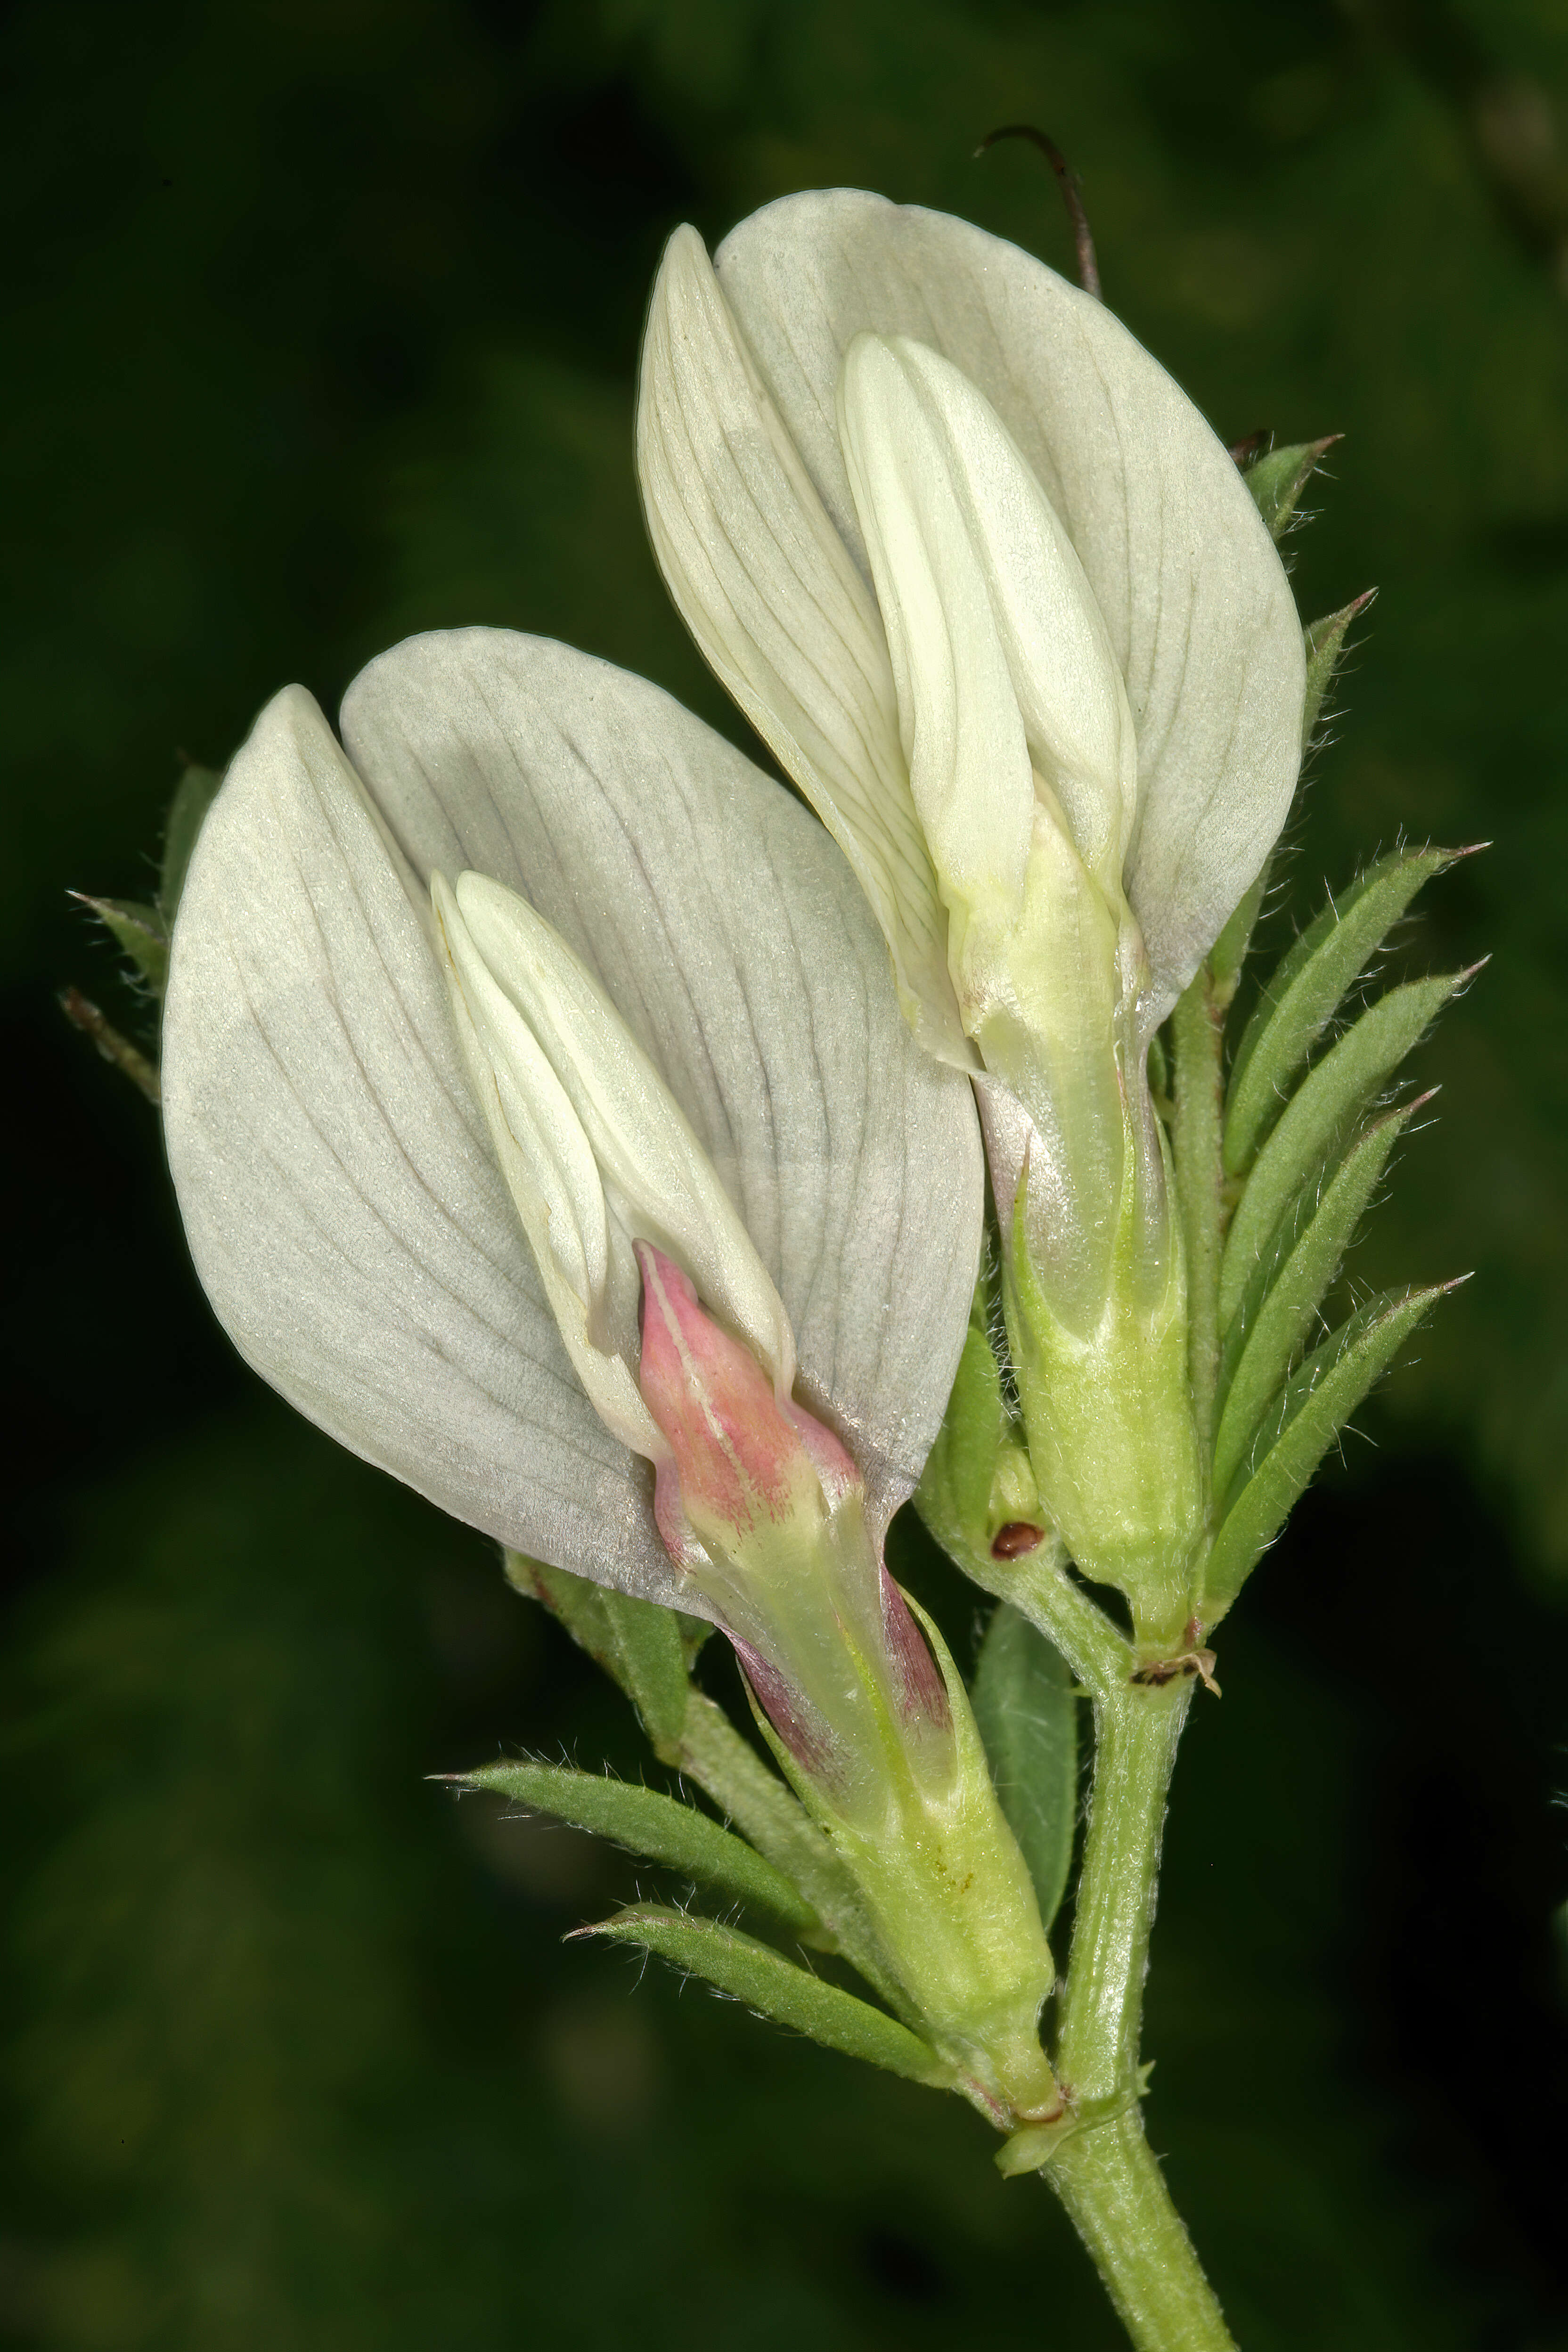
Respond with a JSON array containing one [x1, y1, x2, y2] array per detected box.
[[159, 761, 224, 920], [1241, 435, 1338, 539], [1220, 970, 1466, 1329], [71, 893, 170, 996], [578, 1905, 950, 2085], [504, 1552, 691, 1751], [1301, 591, 1374, 747], [455, 1760, 818, 1936], [58, 986, 161, 1103], [1214, 1099, 1428, 1498], [1225, 846, 1464, 1176], [1203, 1283, 1456, 1617], [501, 1564, 892, 1976], [971, 1603, 1078, 1934], [1209, 857, 1273, 999]]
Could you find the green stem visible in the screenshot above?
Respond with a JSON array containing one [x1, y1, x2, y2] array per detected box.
[[1045, 1676, 1234, 2350], [960, 1534, 1131, 1699], [1048, 2112, 1234, 2352], [1170, 972, 1226, 1472], [1056, 1679, 1188, 2099]]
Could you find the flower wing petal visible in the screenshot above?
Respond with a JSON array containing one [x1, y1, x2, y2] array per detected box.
[[451, 868, 796, 1395], [713, 189, 1305, 1006], [836, 333, 1036, 929], [432, 871, 666, 1462], [339, 628, 985, 1525], [162, 685, 690, 1606], [637, 225, 969, 1064]]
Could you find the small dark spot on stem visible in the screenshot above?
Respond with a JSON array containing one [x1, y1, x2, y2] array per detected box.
[[991, 1521, 1045, 1560]]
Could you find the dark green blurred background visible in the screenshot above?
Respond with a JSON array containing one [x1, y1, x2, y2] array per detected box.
[[4, 0, 1567, 2344]]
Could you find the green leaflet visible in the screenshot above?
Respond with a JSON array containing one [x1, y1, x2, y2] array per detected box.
[[455, 1760, 818, 1936], [1301, 593, 1373, 749], [1202, 1283, 1454, 1618], [1241, 435, 1337, 539], [506, 1552, 694, 1751], [1209, 858, 1272, 999], [1209, 595, 1379, 992], [505, 1556, 888, 1984], [577, 1905, 951, 2086], [159, 761, 224, 921], [970, 1603, 1078, 1935], [71, 892, 170, 996], [1213, 1099, 1428, 1501], [1206, 596, 1372, 1005], [1225, 846, 1461, 1176], [66, 763, 225, 1013], [674, 1689, 906, 1992], [1219, 970, 1465, 1328]]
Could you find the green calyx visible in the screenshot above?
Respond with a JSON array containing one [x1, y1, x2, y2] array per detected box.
[[754, 1579, 1059, 2126], [1006, 1148, 1203, 1649]]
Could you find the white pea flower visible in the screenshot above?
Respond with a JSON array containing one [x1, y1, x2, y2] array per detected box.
[[637, 191, 1307, 1619], [163, 628, 1066, 2103], [163, 627, 981, 1627]]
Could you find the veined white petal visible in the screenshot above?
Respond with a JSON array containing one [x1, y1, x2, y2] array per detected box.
[[637, 224, 972, 1067], [433, 871, 607, 1315], [836, 332, 1035, 931], [339, 629, 985, 1527], [449, 868, 796, 1396], [161, 684, 692, 1611], [432, 871, 664, 1462], [712, 190, 1306, 1010], [843, 334, 1137, 899]]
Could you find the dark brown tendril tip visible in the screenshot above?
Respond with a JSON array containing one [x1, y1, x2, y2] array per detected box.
[[975, 123, 1102, 301]]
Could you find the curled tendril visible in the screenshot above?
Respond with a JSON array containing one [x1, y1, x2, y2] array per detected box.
[[975, 123, 1102, 299]]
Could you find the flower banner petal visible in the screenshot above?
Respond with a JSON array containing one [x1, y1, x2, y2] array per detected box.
[[340, 628, 986, 1525], [713, 190, 1305, 1006], [162, 685, 691, 1609]]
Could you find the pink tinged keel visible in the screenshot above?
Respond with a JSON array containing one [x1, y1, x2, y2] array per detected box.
[[634, 1241, 948, 1766], [635, 1241, 857, 1564]]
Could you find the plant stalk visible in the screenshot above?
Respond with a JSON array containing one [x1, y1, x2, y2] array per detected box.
[[1048, 2110, 1233, 2352], [1056, 1679, 1187, 2091], [1043, 1675, 1235, 2350]]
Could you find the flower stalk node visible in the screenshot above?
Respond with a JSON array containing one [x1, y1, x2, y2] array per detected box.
[[1129, 1647, 1221, 1699]]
